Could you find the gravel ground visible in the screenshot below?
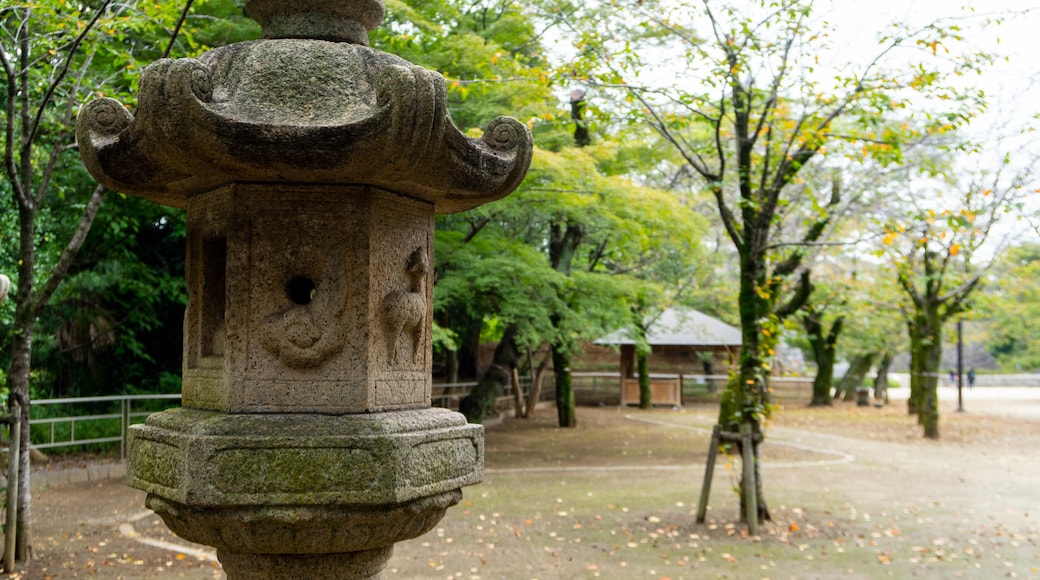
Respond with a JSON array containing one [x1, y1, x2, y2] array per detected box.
[[13, 387, 1040, 579]]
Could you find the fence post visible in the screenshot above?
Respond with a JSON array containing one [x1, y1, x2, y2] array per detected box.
[[5, 403, 21, 572], [120, 398, 129, 461]]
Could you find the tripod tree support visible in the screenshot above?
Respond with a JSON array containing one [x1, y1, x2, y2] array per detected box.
[[695, 421, 762, 535]]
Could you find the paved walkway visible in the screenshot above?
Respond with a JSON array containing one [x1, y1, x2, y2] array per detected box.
[[31, 461, 126, 490], [888, 384, 1040, 419]]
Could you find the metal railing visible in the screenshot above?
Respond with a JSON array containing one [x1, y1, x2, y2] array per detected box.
[[30, 394, 181, 460], [20, 373, 830, 458]]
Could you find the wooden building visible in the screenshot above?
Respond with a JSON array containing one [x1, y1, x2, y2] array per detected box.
[[596, 308, 742, 406]]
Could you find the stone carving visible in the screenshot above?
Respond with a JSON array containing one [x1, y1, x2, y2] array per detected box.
[[259, 251, 349, 369], [0, 273, 9, 302], [77, 41, 532, 213], [382, 247, 428, 366]]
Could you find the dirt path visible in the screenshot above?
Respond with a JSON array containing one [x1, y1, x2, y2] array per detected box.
[[18, 388, 1040, 579]]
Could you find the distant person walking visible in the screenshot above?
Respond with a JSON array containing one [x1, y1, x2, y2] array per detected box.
[[968, 368, 976, 390]]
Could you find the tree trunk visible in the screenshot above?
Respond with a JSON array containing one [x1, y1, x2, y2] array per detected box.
[[8, 326, 33, 563], [908, 319, 943, 439], [552, 345, 576, 427], [809, 353, 836, 406], [447, 348, 459, 385], [696, 351, 716, 392], [9, 204, 38, 563], [511, 367, 524, 418], [548, 220, 583, 428], [459, 325, 519, 424], [455, 317, 482, 382], [523, 352, 549, 418], [803, 311, 843, 407], [834, 353, 875, 401], [637, 349, 651, 409], [907, 324, 922, 416], [873, 351, 893, 403], [716, 247, 772, 526]]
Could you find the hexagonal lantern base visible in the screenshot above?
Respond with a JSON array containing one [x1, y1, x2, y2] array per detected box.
[[128, 407, 482, 577]]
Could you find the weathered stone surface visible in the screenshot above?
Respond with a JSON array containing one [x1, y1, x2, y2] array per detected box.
[[180, 184, 435, 414], [126, 407, 484, 506], [218, 547, 393, 580], [246, 0, 385, 44], [77, 39, 531, 213]]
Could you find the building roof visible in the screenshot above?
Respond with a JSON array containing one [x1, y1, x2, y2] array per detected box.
[[596, 308, 742, 348]]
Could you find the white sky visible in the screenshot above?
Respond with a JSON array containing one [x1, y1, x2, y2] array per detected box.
[[821, 1, 1040, 133], [823, 1, 1040, 250]]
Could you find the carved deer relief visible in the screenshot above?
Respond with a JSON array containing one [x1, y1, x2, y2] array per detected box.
[[381, 247, 428, 366]]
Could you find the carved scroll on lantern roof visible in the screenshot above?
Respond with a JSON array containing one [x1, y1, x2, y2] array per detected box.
[[77, 39, 532, 213]]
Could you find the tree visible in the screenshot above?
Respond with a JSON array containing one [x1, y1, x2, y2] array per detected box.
[[985, 243, 1040, 371], [439, 139, 704, 423], [801, 291, 844, 407], [552, 0, 994, 525], [375, 2, 707, 425], [883, 139, 1034, 438], [36, 196, 186, 398], [1, 0, 190, 562]]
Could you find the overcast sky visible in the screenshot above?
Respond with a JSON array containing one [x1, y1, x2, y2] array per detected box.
[[823, 1, 1040, 135]]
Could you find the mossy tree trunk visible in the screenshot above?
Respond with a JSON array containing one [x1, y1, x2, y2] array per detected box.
[[907, 310, 943, 437], [632, 316, 653, 409], [637, 349, 651, 409], [873, 351, 894, 402], [552, 344, 576, 427], [460, 324, 519, 424], [834, 353, 875, 401], [548, 92, 591, 428], [896, 244, 981, 438], [718, 258, 813, 526], [548, 219, 584, 428], [802, 306, 844, 407], [522, 350, 550, 419]]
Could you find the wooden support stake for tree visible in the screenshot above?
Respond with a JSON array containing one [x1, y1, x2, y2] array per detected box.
[[4, 403, 20, 572], [695, 424, 721, 524], [511, 367, 524, 418], [741, 421, 758, 536]]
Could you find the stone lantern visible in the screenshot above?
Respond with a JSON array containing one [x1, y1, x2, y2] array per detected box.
[[76, 0, 532, 577]]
